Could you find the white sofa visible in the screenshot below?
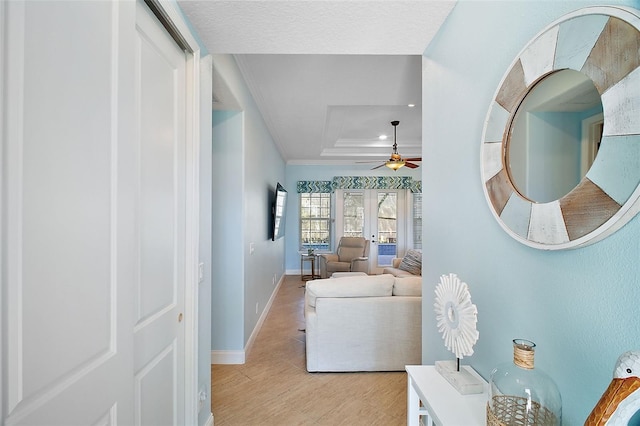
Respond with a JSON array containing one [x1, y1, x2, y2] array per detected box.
[[382, 249, 422, 277], [304, 274, 422, 372]]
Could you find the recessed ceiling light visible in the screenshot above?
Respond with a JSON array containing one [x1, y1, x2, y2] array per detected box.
[[408, 104, 415, 108], [379, 135, 388, 140]]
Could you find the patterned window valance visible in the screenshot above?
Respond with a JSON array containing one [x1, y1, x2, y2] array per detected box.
[[409, 179, 422, 194], [296, 180, 333, 193], [297, 176, 421, 193]]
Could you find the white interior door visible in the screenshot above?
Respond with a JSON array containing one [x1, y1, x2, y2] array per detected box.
[[1, 2, 135, 424], [336, 189, 407, 274], [1, 2, 196, 425], [133, 2, 187, 424]]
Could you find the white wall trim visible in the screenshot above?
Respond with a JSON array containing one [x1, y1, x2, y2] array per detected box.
[[204, 413, 214, 426], [2, 1, 26, 414], [210, 275, 285, 365], [244, 274, 284, 355], [210, 350, 245, 365]]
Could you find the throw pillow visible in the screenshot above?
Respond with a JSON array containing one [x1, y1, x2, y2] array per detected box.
[[398, 250, 422, 276]]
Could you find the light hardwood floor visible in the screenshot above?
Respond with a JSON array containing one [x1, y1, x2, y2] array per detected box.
[[210, 275, 408, 425]]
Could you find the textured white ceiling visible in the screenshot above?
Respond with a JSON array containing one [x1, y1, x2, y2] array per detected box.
[[179, 1, 456, 55], [178, 0, 457, 164]]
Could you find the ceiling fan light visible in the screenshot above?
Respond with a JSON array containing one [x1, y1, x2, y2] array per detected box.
[[385, 159, 405, 171]]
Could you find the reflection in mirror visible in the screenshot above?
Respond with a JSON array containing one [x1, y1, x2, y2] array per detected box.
[[507, 69, 603, 203]]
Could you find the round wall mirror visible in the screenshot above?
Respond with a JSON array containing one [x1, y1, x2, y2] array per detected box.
[[508, 69, 603, 203], [481, 6, 640, 250]]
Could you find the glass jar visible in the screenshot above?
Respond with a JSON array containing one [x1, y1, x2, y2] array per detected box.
[[487, 339, 562, 425]]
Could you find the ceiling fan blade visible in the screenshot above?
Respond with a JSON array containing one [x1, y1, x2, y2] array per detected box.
[[404, 157, 422, 162], [405, 162, 420, 169], [371, 163, 386, 170]]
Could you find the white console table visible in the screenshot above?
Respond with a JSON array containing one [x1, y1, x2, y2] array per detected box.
[[406, 365, 488, 426]]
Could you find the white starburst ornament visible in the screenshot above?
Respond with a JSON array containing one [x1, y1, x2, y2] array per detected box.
[[434, 273, 482, 394], [434, 273, 479, 359]]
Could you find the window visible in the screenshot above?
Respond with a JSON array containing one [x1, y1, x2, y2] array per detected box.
[[377, 192, 397, 244], [412, 193, 422, 250], [299, 193, 331, 251], [342, 191, 364, 237]]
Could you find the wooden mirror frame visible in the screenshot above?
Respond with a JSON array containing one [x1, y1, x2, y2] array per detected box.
[[481, 6, 640, 250]]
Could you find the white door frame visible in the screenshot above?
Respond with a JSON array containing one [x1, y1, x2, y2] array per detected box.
[[141, 2, 202, 423], [580, 112, 604, 177]]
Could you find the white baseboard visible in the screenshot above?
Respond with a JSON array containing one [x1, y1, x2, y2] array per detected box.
[[244, 274, 284, 355], [204, 412, 214, 426], [211, 275, 285, 365], [211, 350, 245, 364]]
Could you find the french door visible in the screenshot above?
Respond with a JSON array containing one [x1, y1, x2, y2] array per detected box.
[[335, 189, 407, 274]]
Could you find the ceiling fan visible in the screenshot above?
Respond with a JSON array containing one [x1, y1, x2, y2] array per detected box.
[[369, 120, 421, 171]]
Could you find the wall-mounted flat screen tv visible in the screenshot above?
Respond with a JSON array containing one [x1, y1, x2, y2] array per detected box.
[[271, 183, 287, 241]]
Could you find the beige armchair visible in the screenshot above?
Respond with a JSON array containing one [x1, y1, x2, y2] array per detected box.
[[318, 237, 370, 278]]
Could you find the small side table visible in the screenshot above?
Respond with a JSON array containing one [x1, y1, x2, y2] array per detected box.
[[300, 254, 320, 281], [406, 365, 487, 426]]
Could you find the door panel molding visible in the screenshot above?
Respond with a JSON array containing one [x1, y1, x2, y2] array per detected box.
[[1, 1, 203, 424], [134, 341, 177, 425], [3, 2, 121, 423], [134, 1, 186, 423]]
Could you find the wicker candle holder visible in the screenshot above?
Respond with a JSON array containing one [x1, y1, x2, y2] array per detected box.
[[487, 340, 561, 426]]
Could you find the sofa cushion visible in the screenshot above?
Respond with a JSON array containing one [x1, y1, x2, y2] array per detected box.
[[398, 249, 422, 275], [382, 267, 415, 278], [393, 276, 422, 296], [306, 274, 395, 307]]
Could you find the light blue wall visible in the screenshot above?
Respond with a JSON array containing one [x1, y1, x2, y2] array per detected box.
[[241, 80, 287, 344], [284, 164, 420, 272], [421, 2, 639, 425], [211, 55, 286, 352], [527, 110, 582, 201], [212, 109, 245, 350]]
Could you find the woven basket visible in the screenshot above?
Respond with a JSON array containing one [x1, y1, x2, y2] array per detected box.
[[487, 395, 558, 426]]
